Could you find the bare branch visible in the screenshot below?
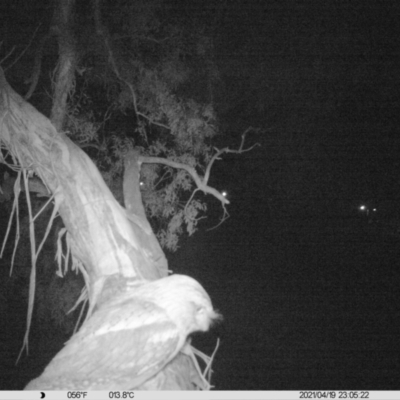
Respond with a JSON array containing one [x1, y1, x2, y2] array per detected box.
[[4, 24, 41, 72], [139, 155, 229, 205], [0, 46, 15, 65], [139, 129, 259, 208], [25, 31, 53, 100], [207, 203, 230, 231], [204, 127, 261, 184], [93, 1, 171, 132]]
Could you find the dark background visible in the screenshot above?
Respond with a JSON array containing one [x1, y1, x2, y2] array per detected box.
[[1, 0, 400, 390]]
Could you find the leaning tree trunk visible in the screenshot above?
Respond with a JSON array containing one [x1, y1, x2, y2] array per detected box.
[[0, 68, 210, 390]]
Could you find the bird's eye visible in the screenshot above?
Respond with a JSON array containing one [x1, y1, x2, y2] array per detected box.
[[196, 305, 205, 314]]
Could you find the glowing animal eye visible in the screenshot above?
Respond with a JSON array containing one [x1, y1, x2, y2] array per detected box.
[[222, 191, 227, 198]]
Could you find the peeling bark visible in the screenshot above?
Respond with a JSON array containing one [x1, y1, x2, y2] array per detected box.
[[0, 68, 164, 302], [0, 67, 209, 391]]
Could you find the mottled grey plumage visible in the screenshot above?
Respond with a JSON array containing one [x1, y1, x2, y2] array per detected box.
[[25, 274, 219, 390]]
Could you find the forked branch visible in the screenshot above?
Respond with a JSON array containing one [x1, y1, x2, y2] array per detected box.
[[204, 127, 260, 185], [140, 128, 259, 206]]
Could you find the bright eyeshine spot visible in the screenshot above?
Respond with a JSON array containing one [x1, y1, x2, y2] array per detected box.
[[222, 191, 227, 198]]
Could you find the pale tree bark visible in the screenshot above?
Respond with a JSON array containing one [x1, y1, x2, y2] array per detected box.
[[50, 0, 77, 131], [0, 0, 206, 388], [0, 66, 214, 390], [0, 64, 168, 296], [0, 0, 221, 389]]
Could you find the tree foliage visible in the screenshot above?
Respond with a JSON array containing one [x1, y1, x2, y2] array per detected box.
[[0, 0, 236, 382], [1, 0, 224, 251], [64, 0, 222, 250]]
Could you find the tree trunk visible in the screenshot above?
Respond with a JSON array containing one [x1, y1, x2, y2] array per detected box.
[[0, 68, 207, 390]]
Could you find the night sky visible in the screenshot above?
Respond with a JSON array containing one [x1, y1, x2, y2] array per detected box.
[[1, 0, 400, 391]]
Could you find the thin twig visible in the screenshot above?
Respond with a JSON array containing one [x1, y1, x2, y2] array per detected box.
[[5, 24, 41, 72]]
